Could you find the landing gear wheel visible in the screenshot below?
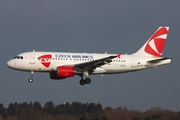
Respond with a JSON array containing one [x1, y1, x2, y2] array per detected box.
[[29, 71, 34, 83], [28, 78, 33, 83], [85, 78, 91, 84], [79, 79, 85, 85]]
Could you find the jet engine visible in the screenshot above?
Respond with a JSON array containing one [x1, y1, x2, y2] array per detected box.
[[50, 66, 75, 80]]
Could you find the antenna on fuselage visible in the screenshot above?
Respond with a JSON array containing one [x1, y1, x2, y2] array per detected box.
[[105, 52, 107, 54], [33, 49, 35, 52]]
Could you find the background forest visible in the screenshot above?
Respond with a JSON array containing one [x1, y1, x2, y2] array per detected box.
[[0, 101, 179, 120]]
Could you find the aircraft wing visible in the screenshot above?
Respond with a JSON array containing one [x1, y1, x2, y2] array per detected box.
[[74, 54, 119, 72]]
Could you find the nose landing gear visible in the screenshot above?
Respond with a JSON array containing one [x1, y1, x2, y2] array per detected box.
[[28, 71, 34, 83]]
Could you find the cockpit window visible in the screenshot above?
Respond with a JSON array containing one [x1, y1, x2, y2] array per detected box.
[[14, 56, 23, 59]]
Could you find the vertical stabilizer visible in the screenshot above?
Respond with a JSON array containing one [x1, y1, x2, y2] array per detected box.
[[134, 26, 169, 57]]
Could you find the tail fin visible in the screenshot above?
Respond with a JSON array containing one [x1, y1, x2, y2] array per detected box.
[[134, 26, 169, 57]]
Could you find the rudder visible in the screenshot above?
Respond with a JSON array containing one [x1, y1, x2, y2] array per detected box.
[[134, 26, 169, 57]]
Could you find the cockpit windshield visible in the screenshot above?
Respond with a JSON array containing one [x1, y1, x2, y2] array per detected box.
[[14, 56, 23, 59]]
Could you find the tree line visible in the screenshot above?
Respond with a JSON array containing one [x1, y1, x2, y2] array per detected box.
[[0, 101, 180, 120]]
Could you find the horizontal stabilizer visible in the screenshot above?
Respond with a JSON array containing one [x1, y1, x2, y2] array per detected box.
[[147, 57, 171, 63]]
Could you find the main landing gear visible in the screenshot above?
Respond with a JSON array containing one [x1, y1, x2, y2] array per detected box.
[[28, 71, 34, 83], [79, 78, 91, 85], [79, 71, 91, 85]]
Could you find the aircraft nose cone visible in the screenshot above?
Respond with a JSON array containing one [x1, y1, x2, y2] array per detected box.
[[7, 60, 14, 68]]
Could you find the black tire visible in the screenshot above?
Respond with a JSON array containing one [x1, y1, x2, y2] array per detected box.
[[85, 78, 91, 84], [28, 78, 33, 83], [79, 79, 85, 85]]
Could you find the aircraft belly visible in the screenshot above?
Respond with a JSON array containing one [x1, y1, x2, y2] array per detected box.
[[99, 65, 127, 74], [99, 64, 140, 74], [93, 68, 107, 74], [20, 63, 51, 72]]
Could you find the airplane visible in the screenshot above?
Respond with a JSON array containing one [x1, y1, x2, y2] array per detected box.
[[7, 26, 172, 85]]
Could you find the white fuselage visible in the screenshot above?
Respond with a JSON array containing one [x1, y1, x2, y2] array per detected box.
[[6, 27, 172, 85], [7, 51, 171, 74]]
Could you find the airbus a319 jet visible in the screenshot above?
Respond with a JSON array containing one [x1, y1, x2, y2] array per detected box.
[[7, 27, 172, 85]]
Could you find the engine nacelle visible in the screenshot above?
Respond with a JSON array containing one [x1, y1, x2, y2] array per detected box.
[[49, 66, 75, 80], [50, 71, 66, 80], [57, 66, 75, 77]]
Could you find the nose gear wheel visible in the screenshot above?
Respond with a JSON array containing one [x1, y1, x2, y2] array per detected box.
[[28, 78, 33, 83], [28, 71, 34, 83]]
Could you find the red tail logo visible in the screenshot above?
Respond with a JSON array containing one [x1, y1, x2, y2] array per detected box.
[[145, 27, 168, 57], [38, 54, 52, 68]]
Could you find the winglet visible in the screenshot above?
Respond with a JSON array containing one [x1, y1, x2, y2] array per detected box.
[[117, 54, 121, 58]]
